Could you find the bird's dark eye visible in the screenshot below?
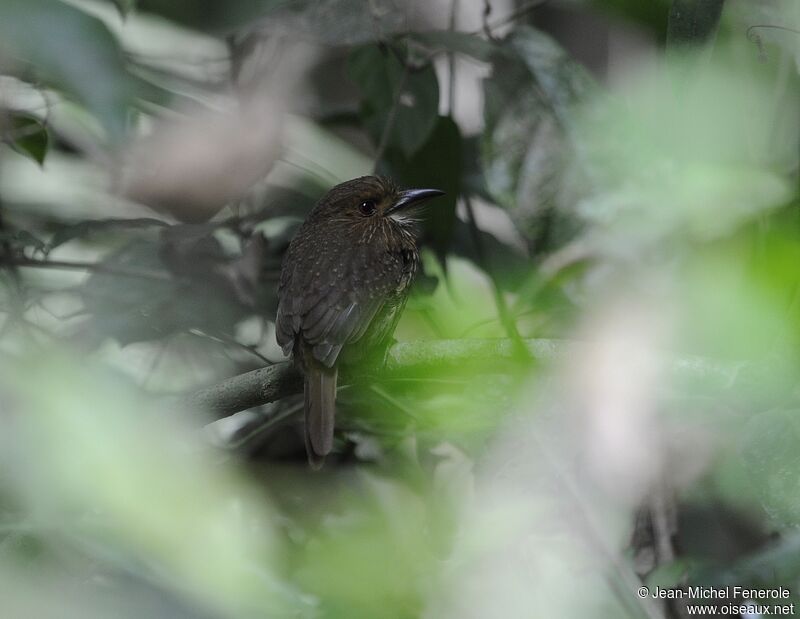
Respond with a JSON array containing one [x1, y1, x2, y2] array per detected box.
[[358, 200, 377, 216]]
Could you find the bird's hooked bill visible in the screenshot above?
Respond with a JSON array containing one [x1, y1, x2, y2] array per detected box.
[[388, 188, 445, 213]]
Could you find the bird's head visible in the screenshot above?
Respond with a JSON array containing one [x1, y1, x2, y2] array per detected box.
[[311, 176, 443, 229]]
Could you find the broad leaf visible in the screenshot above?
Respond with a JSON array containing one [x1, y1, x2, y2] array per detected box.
[[0, 0, 137, 142], [379, 116, 463, 261], [5, 112, 48, 166], [349, 44, 440, 157], [481, 26, 594, 254]]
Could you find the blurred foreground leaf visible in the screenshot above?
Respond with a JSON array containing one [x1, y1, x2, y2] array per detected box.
[[0, 350, 308, 618], [296, 474, 435, 619], [576, 48, 798, 251], [742, 409, 800, 528], [0, 0, 137, 141]]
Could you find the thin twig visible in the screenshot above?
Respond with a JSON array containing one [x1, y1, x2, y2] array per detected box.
[[463, 196, 529, 359], [46, 218, 171, 251], [143, 337, 171, 389], [187, 328, 275, 365], [746, 24, 800, 42], [370, 384, 419, 421], [529, 430, 667, 619], [481, 0, 494, 40], [418, 306, 445, 338], [650, 485, 676, 565], [447, 0, 460, 116], [458, 306, 539, 338], [8, 257, 173, 282], [0, 184, 27, 333], [227, 401, 304, 451]]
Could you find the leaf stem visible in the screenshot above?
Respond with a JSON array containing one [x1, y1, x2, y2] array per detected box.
[[463, 196, 529, 360]]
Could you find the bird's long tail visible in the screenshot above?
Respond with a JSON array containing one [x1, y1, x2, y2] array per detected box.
[[303, 360, 337, 469]]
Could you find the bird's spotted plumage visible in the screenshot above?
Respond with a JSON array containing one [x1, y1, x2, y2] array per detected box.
[[275, 175, 442, 467]]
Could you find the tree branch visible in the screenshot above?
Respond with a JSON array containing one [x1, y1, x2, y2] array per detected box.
[[185, 361, 302, 419], [183, 338, 746, 419]]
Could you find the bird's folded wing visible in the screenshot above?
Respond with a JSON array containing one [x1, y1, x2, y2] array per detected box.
[[276, 251, 400, 367]]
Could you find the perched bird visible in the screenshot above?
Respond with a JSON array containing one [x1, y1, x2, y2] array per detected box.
[[276, 176, 443, 468]]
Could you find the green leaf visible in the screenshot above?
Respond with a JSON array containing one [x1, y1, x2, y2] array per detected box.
[[296, 476, 435, 619], [503, 26, 594, 142], [2, 349, 308, 617], [6, 113, 48, 166], [666, 0, 726, 48], [0, 0, 137, 142], [742, 409, 800, 528], [480, 26, 594, 254], [348, 44, 440, 157]]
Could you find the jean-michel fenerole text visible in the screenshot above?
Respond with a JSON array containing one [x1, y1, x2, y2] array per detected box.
[[650, 586, 791, 600]]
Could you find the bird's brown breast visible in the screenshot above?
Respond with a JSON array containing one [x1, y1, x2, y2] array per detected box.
[[276, 214, 418, 368]]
